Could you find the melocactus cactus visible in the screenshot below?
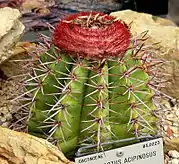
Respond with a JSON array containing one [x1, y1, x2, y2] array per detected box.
[[21, 12, 161, 157]]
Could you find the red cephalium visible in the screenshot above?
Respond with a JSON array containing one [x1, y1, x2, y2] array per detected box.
[[52, 12, 131, 59]]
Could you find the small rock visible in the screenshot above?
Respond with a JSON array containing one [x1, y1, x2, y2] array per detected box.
[[170, 127, 179, 135], [168, 150, 179, 158], [1, 122, 9, 128], [165, 138, 179, 152], [175, 109, 179, 117], [168, 160, 172, 164], [173, 133, 179, 138], [164, 125, 169, 131], [167, 113, 176, 121], [170, 158, 179, 164]]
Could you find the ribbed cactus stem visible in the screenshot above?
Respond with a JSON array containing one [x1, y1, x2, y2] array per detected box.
[[27, 47, 73, 135], [108, 49, 157, 145], [53, 60, 89, 153], [80, 60, 111, 151]]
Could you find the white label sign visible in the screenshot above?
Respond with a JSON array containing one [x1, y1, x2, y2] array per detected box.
[[75, 138, 164, 164]]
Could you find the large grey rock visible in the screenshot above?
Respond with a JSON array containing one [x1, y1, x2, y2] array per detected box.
[[0, 7, 25, 64]]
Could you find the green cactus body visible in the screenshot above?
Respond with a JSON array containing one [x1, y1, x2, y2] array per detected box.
[[108, 51, 135, 141], [27, 47, 73, 135], [80, 61, 112, 151], [108, 50, 157, 148], [23, 12, 159, 157], [53, 60, 89, 154]]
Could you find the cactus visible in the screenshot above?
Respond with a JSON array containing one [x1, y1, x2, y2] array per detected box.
[[21, 12, 161, 157]]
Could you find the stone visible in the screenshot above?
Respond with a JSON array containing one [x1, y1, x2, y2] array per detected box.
[[168, 150, 179, 158], [165, 138, 179, 153], [0, 7, 25, 64], [110, 10, 179, 99], [0, 158, 8, 164], [0, 126, 73, 164], [170, 158, 179, 164]]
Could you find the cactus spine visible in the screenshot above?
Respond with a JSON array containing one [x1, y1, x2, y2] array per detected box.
[[21, 12, 160, 157]]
